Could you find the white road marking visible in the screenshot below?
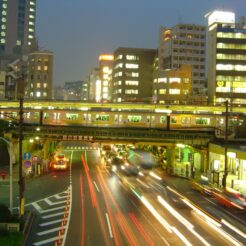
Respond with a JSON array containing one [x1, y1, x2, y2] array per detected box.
[[44, 198, 66, 206], [93, 181, 100, 192], [136, 178, 150, 188], [54, 194, 67, 200], [105, 213, 113, 238], [39, 219, 63, 227], [40, 205, 66, 214], [37, 226, 67, 236], [33, 235, 63, 246], [41, 212, 64, 219], [32, 202, 42, 213]]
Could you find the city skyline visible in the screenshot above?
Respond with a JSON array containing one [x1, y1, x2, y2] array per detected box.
[[36, 0, 246, 86]]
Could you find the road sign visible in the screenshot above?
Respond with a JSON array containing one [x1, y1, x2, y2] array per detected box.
[[23, 152, 31, 160], [24, 160, 32, 168]]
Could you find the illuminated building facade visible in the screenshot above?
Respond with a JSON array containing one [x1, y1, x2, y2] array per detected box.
[[0, 71, 5, 98], [25, 50, 53, 99], [207, 10, 246, 105], [0, 0, 36, 56], [88, 67, 100, 102], [99, 54, 114, 102], [153, 64, 192, 104], [112, 47, 156, 103], [159, 24, 206, 95]]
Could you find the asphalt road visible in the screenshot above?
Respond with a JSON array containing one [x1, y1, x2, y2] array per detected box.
[[3, 142, 245, 246]]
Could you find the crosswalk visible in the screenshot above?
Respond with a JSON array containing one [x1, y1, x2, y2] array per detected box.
[[31, 187, 72, 246]]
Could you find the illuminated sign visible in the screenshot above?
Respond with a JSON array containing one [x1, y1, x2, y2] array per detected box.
[[217, 81, 225, 87], [99, 54, 114, 61], [207, 11, 235, 26]]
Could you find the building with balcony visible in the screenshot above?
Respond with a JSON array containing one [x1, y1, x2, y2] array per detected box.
[[112, 47, 156, 103], [159, 24, 206, 96], [207, 10, 246, 105], [25, 50, 53, 99]]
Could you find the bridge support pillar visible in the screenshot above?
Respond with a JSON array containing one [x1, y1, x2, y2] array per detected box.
[[166, 145, 176, 175]]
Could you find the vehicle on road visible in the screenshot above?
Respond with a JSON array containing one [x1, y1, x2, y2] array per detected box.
[[50, 153, 69, 171]]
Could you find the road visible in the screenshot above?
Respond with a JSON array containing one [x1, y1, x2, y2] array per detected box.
[[4, 142, 245, 246]]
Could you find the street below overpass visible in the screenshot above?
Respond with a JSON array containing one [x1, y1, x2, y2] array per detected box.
[[14, 142, 246, 246]]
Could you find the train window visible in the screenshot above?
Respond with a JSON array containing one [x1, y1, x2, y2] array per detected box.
[[160, 116, 166, 123], [181, 117, 191, 124], [10, 112, 18, 118], [171, 117, 177, 124], [34, 112, 39, 119], [229, 118, 244, 126], [83, 114, 87, 120], [25, 112, 31, 119], [128, 115, 142, 122], [195, 118, 210, 125], [66, 113, 78, 120], [114, 115, 118, 122], [96, 114, 109, 121], [44, 112, 49, 119]]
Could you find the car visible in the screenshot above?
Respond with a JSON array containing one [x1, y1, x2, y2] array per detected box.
[[50, 153, 69, 171]]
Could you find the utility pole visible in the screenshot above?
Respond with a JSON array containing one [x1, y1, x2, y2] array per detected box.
[[17, 65, 25, 218], [222, 100, 229, 189]]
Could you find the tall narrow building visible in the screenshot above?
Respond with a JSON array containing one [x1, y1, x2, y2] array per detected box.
[[207, 10, 246, 105], [159, 24, 206, 95], [0, 0, 36, 57]]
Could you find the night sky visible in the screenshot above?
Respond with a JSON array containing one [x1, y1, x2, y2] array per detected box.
[[36, 0, 246, 86]]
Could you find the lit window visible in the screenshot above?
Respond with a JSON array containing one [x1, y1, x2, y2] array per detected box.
[[159, 89, 166, 95], [103, 81, 108, 86], [43, 92, 47, 97], [103, 87, 108, 92], [116, 54, 123, 60], [1, 31, 5, 37], [30, 1, 35, 5], [37, 66, 41, 70], [125, 89, 138, 94], [126, 55, 138, 60], [103, 74, 108, 79], [103, 67, 109, 73], [115, 63, 123, 69], [169, 89, 180, 94], [16, 40, 21, 46], [44, 66, 48, 71], [1, 25, 6, 30], [158, 78, 167, 83], [169, 78, 181, 83], [37, 83, 41, 88], [125, 80, 139, 86], [29, 15, 35, 19], [43, 83, 47, 88], [36, 91, 41, 97], [1, 38, 5, 44], [125, 63, 139, 69], [2, 18, 6, 23]]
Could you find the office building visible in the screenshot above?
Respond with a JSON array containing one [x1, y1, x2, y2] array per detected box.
[[99, 54, 114, 102], [153, 64, 192, 104], [0, 0, 36, 57], [87, 67, 100, 102], [64, 80, 88, 101], [0, 71, 5, 98], [159, 24, 206, 95], [25, 50, 53, 99], [112, 47, 156, 103], [207, 10, 246, 105]]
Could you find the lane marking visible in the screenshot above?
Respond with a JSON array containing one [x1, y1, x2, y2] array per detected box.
[[41, 212, 64, 219], [136, 178, 150, 189], [93, 181, 100, 192], [39, 219, 63, 227], [37, 225, 67, 236], [105, 213, 113, 238], [44, 198, 66, 206], [40, 205, 66, 214], [32, 202, 42, 212], [33, 235, 63, 246]]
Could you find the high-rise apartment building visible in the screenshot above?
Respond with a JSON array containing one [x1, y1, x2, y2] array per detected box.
[[0, 0, 36, 57], [112, 47, 156, 103], [159, 24, 206, 95], [99, 54, 114, 102], [207, 10, 246, 105], [25, 50, 53, 99]]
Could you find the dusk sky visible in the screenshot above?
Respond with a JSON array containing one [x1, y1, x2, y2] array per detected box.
[[36, 0, 246, 86]]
